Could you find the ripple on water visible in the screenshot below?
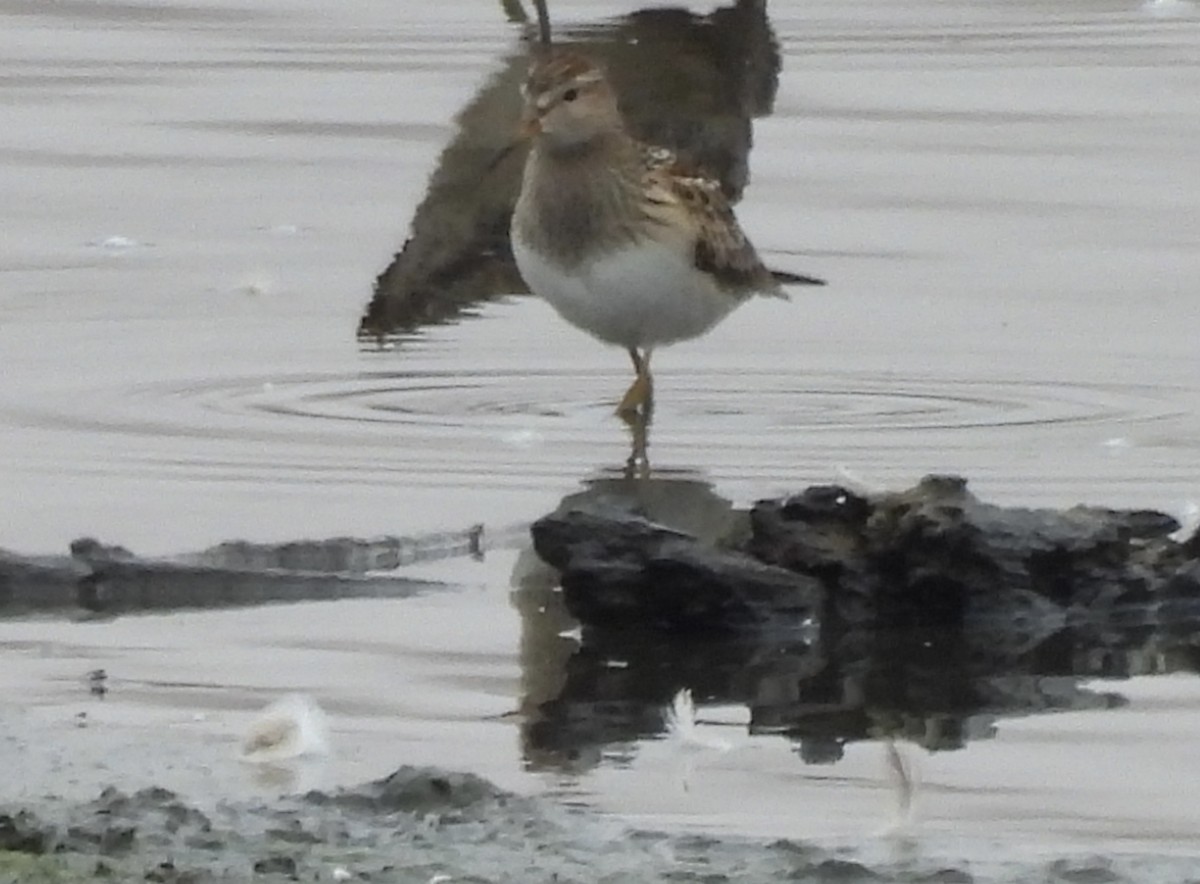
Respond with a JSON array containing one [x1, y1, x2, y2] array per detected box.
[[5, 365, 1190, 495]]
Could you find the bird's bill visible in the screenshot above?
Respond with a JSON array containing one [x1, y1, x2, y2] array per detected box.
[[518, 107, 542, 137]]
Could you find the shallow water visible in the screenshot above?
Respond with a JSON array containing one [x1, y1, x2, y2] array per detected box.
[[3, 0, 1200, 876]]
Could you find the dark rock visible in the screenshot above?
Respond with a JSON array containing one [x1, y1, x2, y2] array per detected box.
[[515, 476, 1200, 769], [533, 475, 1198, 635], [264, 821, 320, 845], [532, 506, 822, 633], [0, 550, 83, 612], [70, 538, 137, 563], [913, 870, 975, 884], [790, 857, 882, 881], [65, 823, 136, 856], [750, 474, 1187, 628], [1046, 857, 1123, 883], [319, 766, 513, 817], [1160, 560, 1200, 617], [143, 860, 203, 883], [0, 810, 50, 854], [252, 854, 297, 876]]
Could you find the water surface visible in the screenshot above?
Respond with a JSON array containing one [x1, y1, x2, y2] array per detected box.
[[2, 0, 1200, 875]]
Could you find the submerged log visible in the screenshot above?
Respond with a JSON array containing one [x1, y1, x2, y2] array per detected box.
[[0, 529, 482, 616], [531, 475, 1200, 633]]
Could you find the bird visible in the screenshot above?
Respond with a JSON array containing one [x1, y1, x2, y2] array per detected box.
[[510, 50, 822, 418]]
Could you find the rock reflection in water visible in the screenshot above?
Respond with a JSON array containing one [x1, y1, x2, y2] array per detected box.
[[359, 0, 785, 337], [511, 468, 746, 769], [512, 472, 1200, 773]]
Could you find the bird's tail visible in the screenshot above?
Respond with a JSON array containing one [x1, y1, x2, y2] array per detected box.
[[771, 268, 826, 286]]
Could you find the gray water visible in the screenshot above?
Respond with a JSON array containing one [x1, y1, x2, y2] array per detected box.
[[2, 0, 1200, 879]]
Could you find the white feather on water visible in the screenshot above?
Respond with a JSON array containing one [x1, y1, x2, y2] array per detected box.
[[663, 689, 734, 753], [662, 689, 736, 794], [240, 693, 331, 763], [88, 234, 145, 251], [1171, 500, 1200, 544]]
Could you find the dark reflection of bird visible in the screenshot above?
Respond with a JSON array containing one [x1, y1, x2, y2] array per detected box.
[[512, 51, 822, 418]]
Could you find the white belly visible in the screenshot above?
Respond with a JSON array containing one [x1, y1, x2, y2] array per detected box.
[[512, 235, 737, 350]]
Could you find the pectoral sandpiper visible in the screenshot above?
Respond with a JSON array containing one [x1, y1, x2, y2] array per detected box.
[[510, 51, 821, 417]]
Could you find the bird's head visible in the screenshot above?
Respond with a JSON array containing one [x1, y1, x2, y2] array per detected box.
[[519, 52, 622, 149]]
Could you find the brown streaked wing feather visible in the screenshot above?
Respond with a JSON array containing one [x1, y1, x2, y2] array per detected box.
[[638, 142, 677, 173], [644, 154, 780, 295]]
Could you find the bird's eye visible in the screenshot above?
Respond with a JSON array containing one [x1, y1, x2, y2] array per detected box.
[[562, 88, 579, 102]]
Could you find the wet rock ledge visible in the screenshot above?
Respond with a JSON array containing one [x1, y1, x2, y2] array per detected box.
[[0, 531, 481, 616], [531, 475, 1200, 633]]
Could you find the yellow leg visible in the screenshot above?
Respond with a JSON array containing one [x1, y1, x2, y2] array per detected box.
[[618, 348, 654, 475], [617, 374, 649, 415], [616, 348, 654, 416]]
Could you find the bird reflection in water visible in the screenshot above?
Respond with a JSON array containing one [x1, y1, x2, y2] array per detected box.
[[360, 0, 795, 337], [359, 0, 824, 471]]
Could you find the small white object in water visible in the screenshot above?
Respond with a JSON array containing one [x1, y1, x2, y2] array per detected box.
[[501, 428, 545, 450], [89, 235, 142, 251], [237, 272, 278, 297], [240, 693, 331, 763], [331, 867, 352, 882], [1171, 500, 1200, 543], [664, 688, 732, 752], [1142, 0, 1194, 16]]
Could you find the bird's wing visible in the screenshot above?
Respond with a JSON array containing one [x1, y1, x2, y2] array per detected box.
[[640, 148, 781, 296]]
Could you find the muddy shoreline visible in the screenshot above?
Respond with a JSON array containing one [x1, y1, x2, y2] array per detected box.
[[5, 764, 1200, 884]]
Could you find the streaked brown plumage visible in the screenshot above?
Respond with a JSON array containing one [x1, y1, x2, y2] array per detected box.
[[511, 51, 816, 416]]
